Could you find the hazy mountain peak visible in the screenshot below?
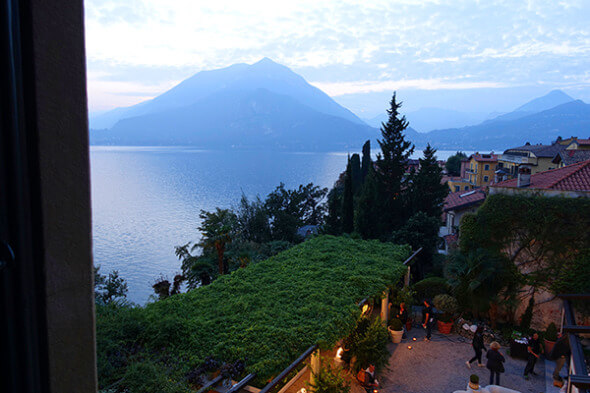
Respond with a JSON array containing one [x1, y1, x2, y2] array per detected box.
[[514, 89, 574, 113]]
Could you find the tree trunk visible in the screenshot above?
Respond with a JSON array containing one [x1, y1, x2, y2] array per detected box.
[[216, 242, 225, 275]]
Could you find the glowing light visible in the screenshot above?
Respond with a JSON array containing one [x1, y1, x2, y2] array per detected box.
[[298, 389, 307, 393], [407, 345, 412, 350], [412, 337, 417, 341], [336, 347, 344, 359], [362, 304, 369, 314]]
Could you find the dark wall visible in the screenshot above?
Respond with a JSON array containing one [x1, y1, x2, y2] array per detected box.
[[29, 0, 96, 391]]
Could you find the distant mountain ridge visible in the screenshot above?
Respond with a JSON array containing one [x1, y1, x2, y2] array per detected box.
[[91, 57, 364, 130], [410, 98, 590, 150], [91, 59, 378, 151]]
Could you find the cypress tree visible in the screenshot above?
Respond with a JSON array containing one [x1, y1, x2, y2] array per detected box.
[[355, 165, 382, 239], [323, 186, 343, 235], [375, 92, 414, 235], [350, 153, 362, 194], [411, 144, 449, 218], [361, 140, 371, 182], [342, 156, 355, 233]]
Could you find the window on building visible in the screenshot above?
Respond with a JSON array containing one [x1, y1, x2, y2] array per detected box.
[[454, 186, 460, 192], [484, 164, 490, 170], [483, 175, 489, 182], [464, 186, 469, 190]]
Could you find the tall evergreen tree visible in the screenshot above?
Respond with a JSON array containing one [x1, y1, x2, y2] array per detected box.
[[350, 153, 362, 194], [323, 185, 343, 235], [355, 166, 382, 239], [342, 156, 355, 233], [375, 92, 414, 234], [361, 140, 371, 183], [411, 144, 449, 218]]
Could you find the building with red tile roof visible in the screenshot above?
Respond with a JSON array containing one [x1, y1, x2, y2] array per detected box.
[[440, 189, 487, 253], [490, 159, 590, 198]]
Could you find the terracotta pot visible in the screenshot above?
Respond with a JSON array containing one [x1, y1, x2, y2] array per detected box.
[[388, 327, 404, 343], [544, 339, 556, 356], [437, 320, 453, 334]]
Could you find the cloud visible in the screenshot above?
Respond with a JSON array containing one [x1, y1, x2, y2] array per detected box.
[[311, 78, 509, 96], [84, 0, 590, 112]]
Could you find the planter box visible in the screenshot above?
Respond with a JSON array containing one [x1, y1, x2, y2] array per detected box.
[[437, 320, 453, 334], [544, 339, 556, 358]]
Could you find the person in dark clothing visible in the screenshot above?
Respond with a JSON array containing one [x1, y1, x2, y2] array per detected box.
[[466, 325, 487, 368], [363, 364, 379, 393], [524, 333, 542, 379], [422, 299, 433, 341], [486, 341, 505, 386], [397, 302, 408, 339], [550, 333, 571, 382]]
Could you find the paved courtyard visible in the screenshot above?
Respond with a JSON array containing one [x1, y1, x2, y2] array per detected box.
[[378, 327, 546, 393]]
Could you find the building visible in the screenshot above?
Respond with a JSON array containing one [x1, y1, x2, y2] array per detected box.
[[447, 153, 497, 191], [440, 189, 487, 253], [551, 149, 590, 168], [490, 159, 590, 198], [498, 141, 566, 181]]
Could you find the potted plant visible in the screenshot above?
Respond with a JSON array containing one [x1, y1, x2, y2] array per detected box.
[[387, 318, 404, 343], [433, 294, 458, 334], [544, 322, 558, 355]]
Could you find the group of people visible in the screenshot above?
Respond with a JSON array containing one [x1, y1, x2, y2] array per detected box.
[[465, 327, 571, 387]]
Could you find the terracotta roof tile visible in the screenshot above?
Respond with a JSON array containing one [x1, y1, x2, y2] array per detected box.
[[492, 159, 590, 192], [470, 153, 498, 162], [443, 189, 487, 212]]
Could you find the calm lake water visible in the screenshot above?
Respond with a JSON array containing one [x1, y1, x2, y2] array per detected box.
[[90, 147, 470, 304]]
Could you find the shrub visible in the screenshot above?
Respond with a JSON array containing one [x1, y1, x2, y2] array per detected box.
[[433, 294, 458, 315], [123, 360, 191, 393], [412, 277, 448, 301], [347, 317, 390, 372], [388, 318, 403, 331], [470, 374, 479, 384], [307, 359, 351, 393], [545, 322, 558, 342], [390, 286, 415, 308]]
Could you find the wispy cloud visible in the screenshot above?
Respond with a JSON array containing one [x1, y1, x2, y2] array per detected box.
[[85, 0, 590, 112]]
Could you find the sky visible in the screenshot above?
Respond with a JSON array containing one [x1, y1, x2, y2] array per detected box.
[[85, 0, 590, 117]]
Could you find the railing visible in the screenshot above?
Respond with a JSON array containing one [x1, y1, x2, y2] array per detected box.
[[559, 294, 590, 393], [259, 345, 318, 393]]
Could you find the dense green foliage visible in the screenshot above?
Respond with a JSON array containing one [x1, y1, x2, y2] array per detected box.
[[343, 317, 391, 372], [409, 144, 448, 219], [176, 183, 328, 288], [97, 236, 409, 390], [411, 277, 449, 302], [545, 322, 558, 342], [445, 151, 467, 176], [95, 267, 129, 305], [445, 248, 517, 316], [307, 360, 351, 393], [374, 93, 414, 233], [342, 157, 355, 233], [459, 194, 590, 295]]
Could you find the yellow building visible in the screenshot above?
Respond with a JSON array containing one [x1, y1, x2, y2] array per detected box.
[[446, 154, 497, 191]]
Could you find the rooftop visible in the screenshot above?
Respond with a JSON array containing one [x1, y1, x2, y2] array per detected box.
[[443, 189, 487, 212], [552, 149, 590, 166], [469, 153, 498, 162], [503, 142, 566, 158], [492, 159, 590, 192]]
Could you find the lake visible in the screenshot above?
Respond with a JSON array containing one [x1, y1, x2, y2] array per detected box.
[[91, 147, 471, 304]]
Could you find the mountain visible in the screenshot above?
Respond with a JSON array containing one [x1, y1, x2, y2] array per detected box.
[[91, 57, 364, 130], [486, 89, 574, 122], [411, 100, 590, 150]]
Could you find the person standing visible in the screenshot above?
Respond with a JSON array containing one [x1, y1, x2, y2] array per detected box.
[[551, 333, 570, 383], [466, 325, 487, 368], [486, 341, 505, 386], [422, 299, 433, 341], [397, 302, 408, 339], [524, 333, 542, 379]]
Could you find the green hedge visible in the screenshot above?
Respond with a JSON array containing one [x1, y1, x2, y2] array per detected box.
[[97, 236, 409, 389], [412, 276, 449, 301]]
